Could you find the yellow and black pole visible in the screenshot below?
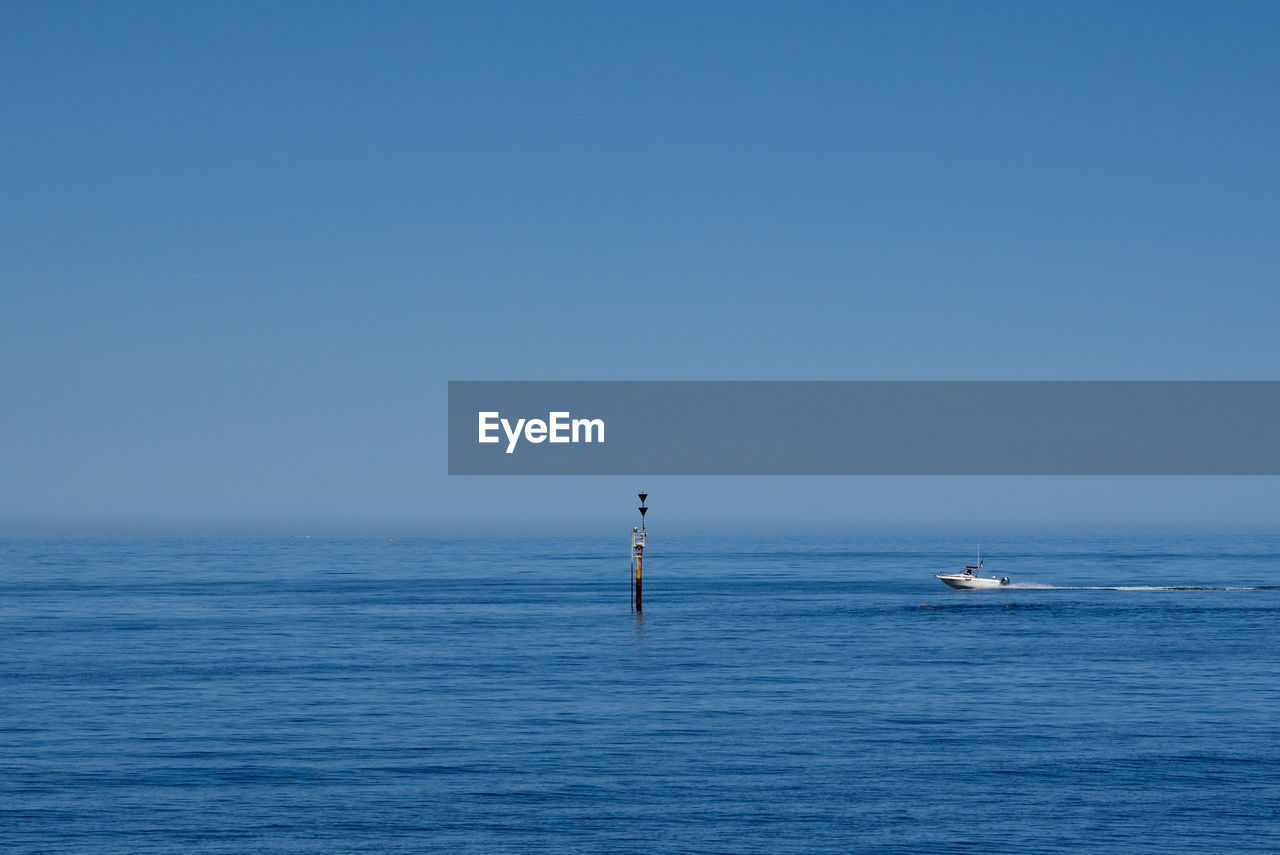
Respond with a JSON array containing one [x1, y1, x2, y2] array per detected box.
[[631, 492, 648, 612]]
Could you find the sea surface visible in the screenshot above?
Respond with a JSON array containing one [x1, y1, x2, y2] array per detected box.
[[2, 535, 1279, 853]]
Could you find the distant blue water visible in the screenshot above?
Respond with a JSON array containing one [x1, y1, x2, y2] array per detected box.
[[3, 536, 1280, 853]]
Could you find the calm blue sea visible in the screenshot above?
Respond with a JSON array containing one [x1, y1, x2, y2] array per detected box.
[[2, 535, 1279, 853]]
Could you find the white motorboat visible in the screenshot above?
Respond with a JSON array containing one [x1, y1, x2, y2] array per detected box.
[[936, 572, 1010, 589], [936, 552, 1009, 589]]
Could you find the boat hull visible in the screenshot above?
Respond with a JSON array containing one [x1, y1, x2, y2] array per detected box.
[[936, 573, 1009, 590]]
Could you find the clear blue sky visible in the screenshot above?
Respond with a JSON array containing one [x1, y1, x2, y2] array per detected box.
[[3, 1, 1278, 535]]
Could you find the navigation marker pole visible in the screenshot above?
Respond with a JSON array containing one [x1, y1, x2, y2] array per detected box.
[[632, 493, 648, 612]]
